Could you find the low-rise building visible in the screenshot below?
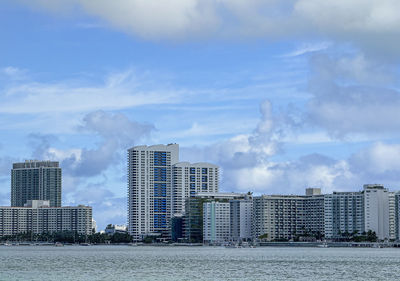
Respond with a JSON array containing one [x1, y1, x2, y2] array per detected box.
[[0, 200, 92, 237], [105, 224, 127, 235]]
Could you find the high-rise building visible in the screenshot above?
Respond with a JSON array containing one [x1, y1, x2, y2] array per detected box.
[[324, 192, 364, 239], [127, 144, 179, 240], [11, 160, 62, 207], [172, 162, 218, 216], [324, 185, 391, 240], [395, 192, 400, 241], [388, 192, 396, 240], [363, 184, 389, 240], [230, 197, 253, 242], [127, 144, 220, 241], [0, 200, 92, 237]]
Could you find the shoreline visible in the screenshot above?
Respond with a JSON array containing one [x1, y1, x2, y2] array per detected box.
[[2, 241, 400, 248]]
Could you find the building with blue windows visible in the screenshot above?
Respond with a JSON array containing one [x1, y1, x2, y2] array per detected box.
[[172, 162, 219, 217], [127, 144, 219, 241], [127, 144, 179, 240]]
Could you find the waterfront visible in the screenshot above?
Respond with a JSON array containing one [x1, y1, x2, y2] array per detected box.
[[0, 246, 399, 280]]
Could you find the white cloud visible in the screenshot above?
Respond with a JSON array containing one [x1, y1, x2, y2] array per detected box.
[[29, 111, 154, 177], [0, 66, 28, 81], [14, 0, 400, 55], [294, 0, 400, 34], [306, 53, 400, 138], [0, 69, 184, 114], [349, 142, 400, 176], [283, 42, 331, 57]]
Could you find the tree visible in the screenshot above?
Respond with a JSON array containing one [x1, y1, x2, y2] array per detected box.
[[366, 230, 377, 242]]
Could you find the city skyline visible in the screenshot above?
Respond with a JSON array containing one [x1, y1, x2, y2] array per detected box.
[[2, 1, 400, 230]]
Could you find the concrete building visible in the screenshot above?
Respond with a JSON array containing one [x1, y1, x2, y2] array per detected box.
[[388, 192, 396, 240], [324, 192, 364, 239], [253, 190, 324, 241], [396, 192, 400, 241], [11, 160, 62, 207], [324, 185, 391, 240], [203, 201, 231, 244], [127, 144, 219, 241], [230, 197, 253, 242], [172, 162, 218, 216], [363, 184, 389, 240], [0, 200, 92, 237], [127, 144, 179, 240], [184, 192, 247, 243]]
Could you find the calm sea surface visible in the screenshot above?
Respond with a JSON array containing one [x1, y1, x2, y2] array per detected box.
[[0, 245, 399, 281]]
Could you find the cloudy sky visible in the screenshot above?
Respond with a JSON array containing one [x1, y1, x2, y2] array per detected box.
[[1, 0, 400, 229]]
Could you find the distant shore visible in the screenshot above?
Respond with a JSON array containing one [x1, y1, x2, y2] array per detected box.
[[2, 241, 400, 248]]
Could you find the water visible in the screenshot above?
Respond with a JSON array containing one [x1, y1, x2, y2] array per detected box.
[[0, 246, 399, 280]]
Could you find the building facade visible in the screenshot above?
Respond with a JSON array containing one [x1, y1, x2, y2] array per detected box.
[[252, 190, 325, 241], [388, 192, 396, 240], [0, 200, 92, 237], [172, 162, 218, 217], [127, 144, 220, 241], [363, 184, 389, 240], [11, 160, 62, 207], [396, 192, 400, 241], [230, 198, 253, 242], [184, 192, 247, 243], [203, 201, 231, 244], [127, 144, 179, 240], [324, 192, 364, 239]]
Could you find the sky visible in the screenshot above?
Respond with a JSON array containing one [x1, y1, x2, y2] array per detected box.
[[1, 0, 400, 230]]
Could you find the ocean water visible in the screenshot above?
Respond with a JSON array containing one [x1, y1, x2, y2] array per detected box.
[[0, 245, 399, 281]]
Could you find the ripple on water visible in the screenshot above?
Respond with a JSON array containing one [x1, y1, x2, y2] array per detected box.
[[0, 246, 399, 281]]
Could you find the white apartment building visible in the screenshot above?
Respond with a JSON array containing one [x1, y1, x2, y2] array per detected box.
[[127, 144, 219, 241], [127, 144, 179, 240], [388, 192, 396, 240], [0, 200, 92, 237], [172, 162, 218, 216], [253, 190, 325, 241], [325, 185, 391, 240], [324, 192, 364, 239], [396, 192, 400, 240], [203, 201, 231, 244], [363, 184, 389, 240]]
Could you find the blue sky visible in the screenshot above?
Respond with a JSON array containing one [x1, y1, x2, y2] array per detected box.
[[2, 0, 400, 229]]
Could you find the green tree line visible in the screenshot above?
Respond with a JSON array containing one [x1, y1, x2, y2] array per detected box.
[[0, 231, 133, 244]]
